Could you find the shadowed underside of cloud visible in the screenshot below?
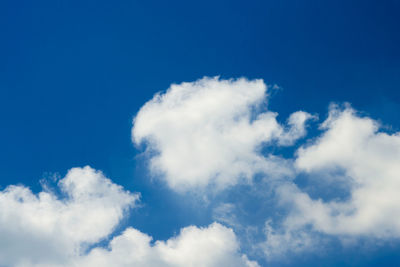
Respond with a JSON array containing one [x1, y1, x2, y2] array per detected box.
[[1, 77, 400, 266]]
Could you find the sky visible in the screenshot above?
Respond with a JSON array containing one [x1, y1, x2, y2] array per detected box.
[[0, 0, 400, 266]]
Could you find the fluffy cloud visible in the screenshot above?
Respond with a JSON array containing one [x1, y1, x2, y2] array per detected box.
[[0, 166, 137, 267], [277, 104, 400, 239], [0, 166, 258, 267], [78, 222, 259, 267], [132, 77, 400, 259], [5, 77, 400, 265], [132, 77, 312, 191]]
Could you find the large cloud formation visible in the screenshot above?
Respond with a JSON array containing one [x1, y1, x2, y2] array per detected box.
[[2, 77, 400, 266], [0, 166, 257, 267], [0, 166, 137, 266], [133, 77, 400, 259], [261, 104, 400, 258], [132, 77, 313, 191], [280, 105, 400, 237]]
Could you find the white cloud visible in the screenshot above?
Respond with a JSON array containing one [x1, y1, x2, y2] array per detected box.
[[0, 166, 258, 267], [132, 77, 312, 191], [132, 78, 400, 258], [260, 219, 317, 258], [5, 77, 400, 264], [278, 111, 317, 146], [279, 104, 400, 238], [78, 222, 259, 267], [0, 166, 138, 267]]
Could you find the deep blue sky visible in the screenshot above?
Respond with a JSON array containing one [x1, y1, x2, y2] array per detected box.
[[1, 1, 399, 266]]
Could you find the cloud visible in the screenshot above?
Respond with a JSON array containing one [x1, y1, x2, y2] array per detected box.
[[132, 77, 312, 191], [0, 166, 138, 267], [0, 166, 258, 267], [278, 111, 317, 146], [4, 77, 400, 265], [132, 77, 400, 259], [260, 219, 318, 258], [78, 222, 259, 267], [278, 104, 400, 239]]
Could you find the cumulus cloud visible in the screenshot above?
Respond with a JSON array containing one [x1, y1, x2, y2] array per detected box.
[[277, 104, 400, 240], [78, 222, 259, 267], [132, 77, 312, 191], [132, 78, 400, 259], [5, 77, 400, 265], [0, 166, 138, 267], [0, 166, 258, 267]]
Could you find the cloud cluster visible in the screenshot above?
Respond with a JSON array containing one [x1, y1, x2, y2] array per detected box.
[[260, 104, 400, 258], [133, 77, 400, 259], [132, 77, 312, 191], [79, 222, 259, 267], [0, 166, 137, 267], [0, 166, 257, 267], [281, 105, 400, 238], [2, 77, 400, 266]]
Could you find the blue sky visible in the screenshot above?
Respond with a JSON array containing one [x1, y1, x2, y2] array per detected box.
[[1, 1, 400, 266]]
